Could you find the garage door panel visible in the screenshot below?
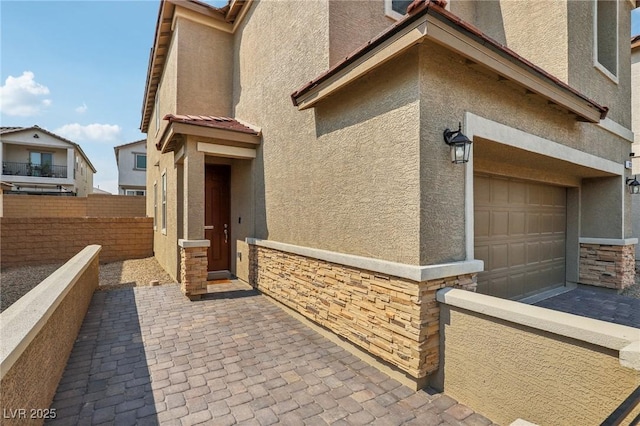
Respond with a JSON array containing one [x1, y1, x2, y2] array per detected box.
[[492, 178, 509, 203], [475, 210, 490, 238], [475, 175, 566, 299], [509, 211, 526, 235], [510, 242, 526, 268], [491, 211, 509, 236], [490, 244, 509, 270]]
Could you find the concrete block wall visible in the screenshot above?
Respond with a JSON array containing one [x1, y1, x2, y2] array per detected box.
[[2, 194, 146, 218], [0, 246, 100, 426], [249, 245, 476, 381], [0, 218, 153, 268], [579, 243, 636, 289]]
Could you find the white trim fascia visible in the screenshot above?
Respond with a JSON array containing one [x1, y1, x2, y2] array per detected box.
[[436, 288, 640, 370], [464, 112, 624, 176], [197, 142, 256, 159], [597, 117, 634, 142], [464, 136, 474, 260], [0, 245, 101, 379], [579, 237, 638, 246], [246, 238, 484, 282]]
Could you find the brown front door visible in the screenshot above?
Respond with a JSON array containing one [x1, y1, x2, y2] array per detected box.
[[205, 165, 231, 272]]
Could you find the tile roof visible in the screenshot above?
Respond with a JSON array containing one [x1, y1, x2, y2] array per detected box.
[[163, 114, 261, 135], [291, 0, 608, 121], [633, 35, 640, 50]]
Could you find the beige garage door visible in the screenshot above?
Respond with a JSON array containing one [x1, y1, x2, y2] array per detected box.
[[474, 175, 566, 300]]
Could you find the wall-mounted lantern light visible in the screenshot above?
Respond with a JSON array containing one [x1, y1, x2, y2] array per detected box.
[[627, 176, 640, 195], [443, 122, 472, 164]]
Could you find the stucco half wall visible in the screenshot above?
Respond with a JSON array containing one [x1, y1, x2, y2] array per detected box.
[[436, 288, 640, 426]]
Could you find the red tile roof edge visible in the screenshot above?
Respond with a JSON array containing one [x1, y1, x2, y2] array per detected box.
[[291, 0, 608, 121], [632, 35, 640, 49], [163, 113, 261, 135]]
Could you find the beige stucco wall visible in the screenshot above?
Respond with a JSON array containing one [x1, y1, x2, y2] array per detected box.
[[633, 45, 639, 263], [328, 0, 391, 66], [440, 305, 640, 426], [418, 40, 633, 261], [175, 17, 233, 118], [234, 0, 424, 265], [454, 1, 632, 128], [567, 0, 633, 128]]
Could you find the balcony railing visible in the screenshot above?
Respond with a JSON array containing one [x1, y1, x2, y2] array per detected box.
[[2, 162, 68, 178]]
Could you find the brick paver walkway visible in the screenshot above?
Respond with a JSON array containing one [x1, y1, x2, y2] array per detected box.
[[534, 286, 640, 328], [47, 282, 495, 425]]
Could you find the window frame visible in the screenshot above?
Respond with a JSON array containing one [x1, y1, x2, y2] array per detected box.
[[384, 0, 412, 20], [134, 153, 147, 170], [125, 189, 146, 196], [161, 171, 167, 235], [593, 0, 619, 83], [153, 181, 158, 230]]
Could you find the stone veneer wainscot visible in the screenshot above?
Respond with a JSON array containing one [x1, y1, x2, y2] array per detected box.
[[248, 242, 478, 382]]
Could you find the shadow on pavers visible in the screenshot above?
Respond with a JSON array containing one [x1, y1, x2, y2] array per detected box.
[[46, 288, 158, 425]]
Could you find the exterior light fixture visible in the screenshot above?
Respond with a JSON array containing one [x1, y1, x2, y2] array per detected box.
[[627, 176, 640, 195], [443, 122, 472, 164]]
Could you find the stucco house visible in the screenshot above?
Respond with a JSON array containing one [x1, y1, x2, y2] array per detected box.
[[114, 139, 147, 195], [142, 0, 637, 387], [1, 126, 96, 196]]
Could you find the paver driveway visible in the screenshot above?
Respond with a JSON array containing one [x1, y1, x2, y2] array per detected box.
[[47, 281, 494, 425]]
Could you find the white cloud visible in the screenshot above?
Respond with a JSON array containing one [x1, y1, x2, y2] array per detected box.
[[75, 102, 88, 114], [0, 71, 52, 116], [54, 123, 121, 143]]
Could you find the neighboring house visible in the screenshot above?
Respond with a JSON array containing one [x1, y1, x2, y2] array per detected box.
[[141, 0, 637, 386], [632, 34, 640, 268], [114, 140, 147, 196], [92, 187, 112, 195], [0, 126, 96, 196]]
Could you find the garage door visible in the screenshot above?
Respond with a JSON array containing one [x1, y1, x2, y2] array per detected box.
[[474, 175, 566, 300]]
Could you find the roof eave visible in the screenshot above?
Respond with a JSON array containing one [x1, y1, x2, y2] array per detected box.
[[291, 1, 607, 123]]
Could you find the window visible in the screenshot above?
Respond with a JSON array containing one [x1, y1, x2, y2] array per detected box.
[[161, 171, 167, 233], [134, 153, 147, 170], [29, 151, 53, 177], [125, 189, 146, 196], [153, 181, 158, 230], [385, 0, 412, 20], [594, 0, 618, 81], [155, 91, 160, 135]]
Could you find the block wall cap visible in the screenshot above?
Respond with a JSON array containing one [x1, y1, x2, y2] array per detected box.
[[579, 238, 638, 246], [178, 239, 211, 248]]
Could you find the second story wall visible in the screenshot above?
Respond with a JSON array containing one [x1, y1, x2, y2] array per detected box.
[[175, 17, 233, 118], [328, 0, 392, 66], [450, 0, 632, 130]]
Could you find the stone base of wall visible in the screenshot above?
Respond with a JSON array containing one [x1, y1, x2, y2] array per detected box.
[[249, 244, 476, 382], [179, 240, 210, 300], [579, 243, 636, 289]]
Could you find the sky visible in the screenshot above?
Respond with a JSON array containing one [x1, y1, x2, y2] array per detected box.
[[0, 2, 639, 194]]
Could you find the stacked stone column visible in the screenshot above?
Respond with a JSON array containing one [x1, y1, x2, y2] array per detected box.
[[579, 242, 636, 289], [178, 239, 210, 300]]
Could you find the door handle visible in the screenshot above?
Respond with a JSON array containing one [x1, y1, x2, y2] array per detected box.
[[224, 224, 228, 244]]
